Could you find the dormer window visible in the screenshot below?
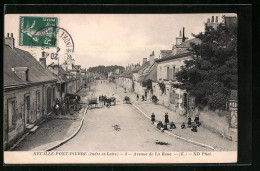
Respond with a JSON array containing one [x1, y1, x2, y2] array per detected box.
[[26, 70, 29, 81], [13, 67, 29, 82]]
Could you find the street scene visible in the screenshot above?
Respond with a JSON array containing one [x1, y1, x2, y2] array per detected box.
[[4, 13, 238, 163]]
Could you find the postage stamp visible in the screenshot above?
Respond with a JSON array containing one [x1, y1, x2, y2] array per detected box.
[[19, 16, 58, 47]]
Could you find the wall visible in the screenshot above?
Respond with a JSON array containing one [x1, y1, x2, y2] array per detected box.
[[152, 82, 186, 115], [4, 82, 57, 149], [198, 107, 233, 140], [157, 56, 191, 80], [133, 81, 144, 96], [117, 77, 134, 92], [4, 85, 42, 149], [66, 81, 76, 94]]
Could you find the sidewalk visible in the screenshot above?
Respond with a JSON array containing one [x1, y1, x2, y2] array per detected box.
[[12, 85, 94, 151], [111, 82, 237, 151]]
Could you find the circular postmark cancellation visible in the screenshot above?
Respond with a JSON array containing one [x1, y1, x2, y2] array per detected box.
[[29, 26, 74, 63]]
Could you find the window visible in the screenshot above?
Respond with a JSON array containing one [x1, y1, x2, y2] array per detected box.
[[173, 66, 176, 80], [166, 67, 170, 79], [36, 91, 40, 113], [7, 98, 16, 129]]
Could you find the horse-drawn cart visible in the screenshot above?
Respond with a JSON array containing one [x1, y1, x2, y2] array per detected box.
[[108, 97, 116, 106], [123, 96, 131, 104], [64, 94, 82, 111], [88, 98, 99, 109]]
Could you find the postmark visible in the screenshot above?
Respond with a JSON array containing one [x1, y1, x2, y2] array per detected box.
[[29, 25, 74, 63], [19, 16, 58, 47]]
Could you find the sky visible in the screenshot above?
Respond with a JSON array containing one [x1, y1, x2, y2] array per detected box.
[[5, 13, 236, 69]]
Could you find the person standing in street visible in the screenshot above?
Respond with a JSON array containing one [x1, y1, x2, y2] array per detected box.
[[151, 112, 155, 124], [187, 117, 192, 128], [137, 94, 139, 101], [165, 112, 169, 124]]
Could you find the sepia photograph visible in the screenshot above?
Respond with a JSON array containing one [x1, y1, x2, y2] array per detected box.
[[3, 11, 240, 164]]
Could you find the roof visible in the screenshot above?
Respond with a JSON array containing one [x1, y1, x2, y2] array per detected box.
[[175, 38, 202, 48], [4, 45, 57, 87], [160, 50, 174, 58], [48, 65, 71, 83], [120, 69, 133, 79], [135, 62, 150, 74], [139, 62, 158, 82], [156, 51, 195, 63]]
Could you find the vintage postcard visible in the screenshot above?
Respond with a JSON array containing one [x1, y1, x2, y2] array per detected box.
[[4, 13, 238, 164]]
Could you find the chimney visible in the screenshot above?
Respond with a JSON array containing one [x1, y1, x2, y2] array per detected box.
[[149, 51, 155, 65], [143, 58, 147, 65], [182, 27, 185, 42], [216, 16, 218, 23], [211, 16, 214, 23], [39, 58, 47, 69], [13, 67, 29, 81], [176, 29, 183, 45], [5, 33, 15, 49]]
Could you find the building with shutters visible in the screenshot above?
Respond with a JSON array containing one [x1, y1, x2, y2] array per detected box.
[[153, 28, 201, 116], [4, 33, 58, 150]]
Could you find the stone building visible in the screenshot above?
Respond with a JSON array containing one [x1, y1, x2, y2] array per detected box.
[[153, 28, 201, 116], [4, 34, 58, 150]]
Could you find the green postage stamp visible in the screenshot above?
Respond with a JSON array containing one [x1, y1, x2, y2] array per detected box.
[[19, 16, 58, 47]]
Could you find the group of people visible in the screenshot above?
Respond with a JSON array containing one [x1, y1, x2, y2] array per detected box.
[[99, 94, 116, 108], [53, 98, 70, 115], [53, 95, 82, 115], [136, 94, 146, 101], [151, 112, 201, 132]]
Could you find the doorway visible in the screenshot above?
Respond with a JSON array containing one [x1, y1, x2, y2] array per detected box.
[[47, 87, 52, 114], [24, 95, 30, 125], [183, 93, 188, 115]]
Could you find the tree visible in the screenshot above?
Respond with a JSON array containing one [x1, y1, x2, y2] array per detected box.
[[174, 20, 237, 111], [88, 65, 125, 78]]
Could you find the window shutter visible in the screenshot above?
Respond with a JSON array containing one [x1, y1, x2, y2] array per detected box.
[[169, 68, 173, 80]]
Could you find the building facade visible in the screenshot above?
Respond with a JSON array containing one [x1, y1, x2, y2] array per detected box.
[[4, 34, 58, 150]]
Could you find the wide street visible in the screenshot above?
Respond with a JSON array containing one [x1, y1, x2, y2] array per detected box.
[[55, 80, 209, 151]]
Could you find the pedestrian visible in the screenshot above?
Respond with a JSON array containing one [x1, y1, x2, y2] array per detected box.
[[157, 121, 163, 129], [137, 94, 139, 101], [142, 95, 145, 101], [187, 117, 192, 128], [163, 123, 168, 130], [151, 113, 155, 124], [181, 123, 186, 129], [194, 116, 201, 127], [191, 125, 198, 132], [170, 121, 176, 129], [53, 99, 60, 115], [164, 112, 169, 124]]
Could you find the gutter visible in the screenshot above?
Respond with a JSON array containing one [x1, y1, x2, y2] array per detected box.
[[4, 79, 58, 92]]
